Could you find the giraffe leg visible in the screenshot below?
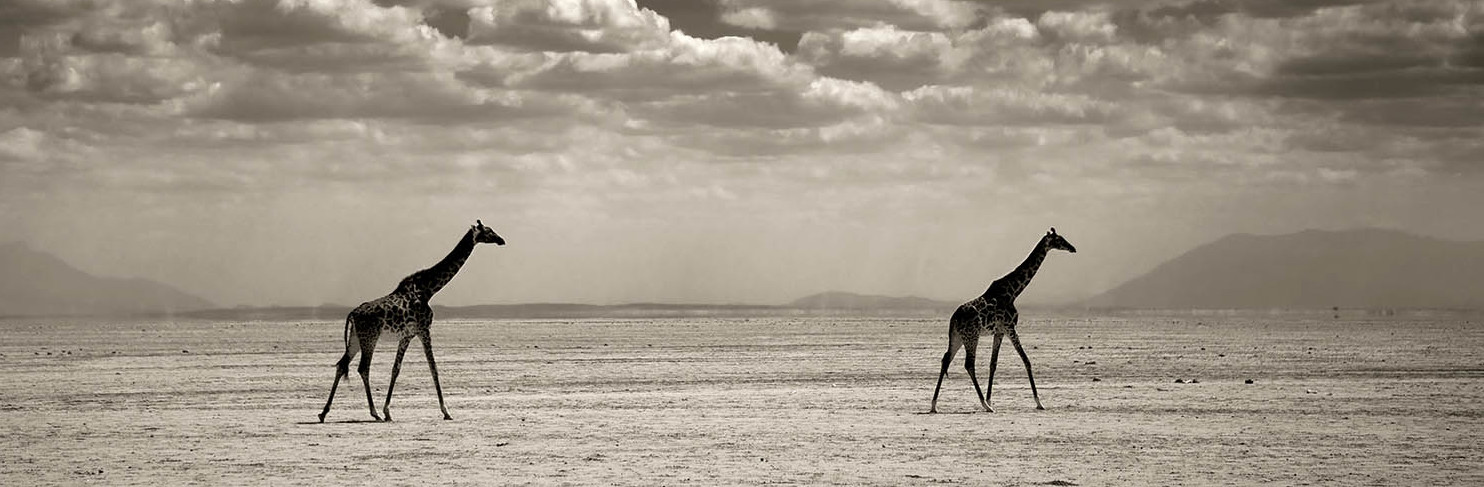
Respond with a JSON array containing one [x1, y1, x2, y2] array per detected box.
[[1009, 329, 1044, 410], [420, 331, 452, 420], [964, 338, 991, 412], [381, 336, 413, 422], [929, 332, 962, 413], [357, 346, 383, 422], [985, 333, 1003, 413], [318, 351, 353, 423]]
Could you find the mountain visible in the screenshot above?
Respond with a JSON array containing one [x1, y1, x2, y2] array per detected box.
[[0, 243, 215, 317], [177, 303, 783, 321], [1084, 229, 1484, 309], [788, 291, 956, 310]]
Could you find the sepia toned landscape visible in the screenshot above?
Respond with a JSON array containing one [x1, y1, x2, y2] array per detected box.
[[3, 312, 1480, 485], [5, 0, 1484, 485]]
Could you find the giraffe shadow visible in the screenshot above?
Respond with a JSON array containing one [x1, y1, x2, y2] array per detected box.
[[295, 419, 385, 425], [913, 411, 979, 415]]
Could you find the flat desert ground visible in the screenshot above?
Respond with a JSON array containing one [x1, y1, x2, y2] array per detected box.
[[2, 312, 1480, 485]]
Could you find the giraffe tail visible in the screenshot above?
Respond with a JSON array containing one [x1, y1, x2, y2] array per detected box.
[[341, 314, 353, 352], [333, 314, 354, 373]]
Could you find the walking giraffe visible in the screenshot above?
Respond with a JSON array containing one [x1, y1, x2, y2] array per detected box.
[[929, 228, 1076, 413], [318, 220, 505, 422]]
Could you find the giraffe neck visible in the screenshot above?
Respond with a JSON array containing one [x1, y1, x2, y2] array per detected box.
[[987, 237, 1048, 300], [399, 229, 476, 301]]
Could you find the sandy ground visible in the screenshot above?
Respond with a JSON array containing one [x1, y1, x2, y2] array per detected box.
[[1, 312, 1481, 485]]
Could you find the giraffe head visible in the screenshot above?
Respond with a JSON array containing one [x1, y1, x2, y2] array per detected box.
[[473, 220, 505, 246], [1044, 227, 1076, 253]]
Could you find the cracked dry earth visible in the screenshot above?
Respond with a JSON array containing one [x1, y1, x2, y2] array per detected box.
[[2, 312, 1481, 485]]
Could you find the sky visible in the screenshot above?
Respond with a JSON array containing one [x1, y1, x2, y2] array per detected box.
[[1, 0, 1481, 308]]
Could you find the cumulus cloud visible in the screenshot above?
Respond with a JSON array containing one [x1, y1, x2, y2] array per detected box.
[[465, 0, 671, 53], [498, 32, 806, 97], [209, 0, 452, 73], [459, 21, 895, 132], [796, 25, 958, 91], [1037, 10, 1118, 43]]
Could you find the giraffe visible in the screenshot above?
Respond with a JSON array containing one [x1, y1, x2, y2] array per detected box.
[[929, 228, 1076, 413], [318, 220, 505, 423]]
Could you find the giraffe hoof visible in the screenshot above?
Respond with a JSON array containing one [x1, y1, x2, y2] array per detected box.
[[443, 414, 453, 421], [1035, 405, 1045, 411]]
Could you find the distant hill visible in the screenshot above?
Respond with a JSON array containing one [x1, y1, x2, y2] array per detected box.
[[0, 243, 215, 317], [788, 291, 956, 310], [182, 293, 959, 322], [176, 302, 785, 321], [1084, 229, 1484, 309]]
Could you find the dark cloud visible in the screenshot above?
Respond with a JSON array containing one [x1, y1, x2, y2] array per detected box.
[[223, 41, 437, 74], [795, 28, 952, 92], [421, 6, 471, 39], [637, 0, 803, 52], [1254, 67, 1484, 100], [1114, 0, 1378, 22], [715, 0, 984, 31], [0, 0, 97, 56], [214, 0, 396, 51], [1336, 98, 1484, 127], [209, 0, 435, 73], [369, 0, 473, 38]]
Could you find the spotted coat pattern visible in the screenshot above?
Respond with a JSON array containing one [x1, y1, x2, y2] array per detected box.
[[930, 229, 1076, 413], [319, 221, 504, 423]]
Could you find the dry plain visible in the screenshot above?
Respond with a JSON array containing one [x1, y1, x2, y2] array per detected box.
[[1, 312, 1481, 485]]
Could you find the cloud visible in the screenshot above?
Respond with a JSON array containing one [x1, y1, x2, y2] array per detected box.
[[634, 76, 899, 129], [796, 25, 957, 91], [666, 115, 909, 157], [716, 0, 984, 31], [214, 0, 429, 51], [15, 51, 212, 104], [460, 25, 899, 134], [0, 126, 49, 162], [210, 0, 452, 73], [189, 69, 602, 124], [0, 0, 99, 33], [1244, 4, 1480, 101], [903, 85, 1118, 126], [465, 0, 671, 53], [3, 2, 217, 104], [498, 32, 805, 97], [1037, 10, 1118, 43]]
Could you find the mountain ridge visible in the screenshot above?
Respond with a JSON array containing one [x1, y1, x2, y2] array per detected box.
[[1084, 228, 1484, 309], [0, 242, 216, 317]]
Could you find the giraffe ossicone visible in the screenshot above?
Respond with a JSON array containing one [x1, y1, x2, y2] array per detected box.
[[318, 220, 505, 423], [929, 228, 1076, 414]]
